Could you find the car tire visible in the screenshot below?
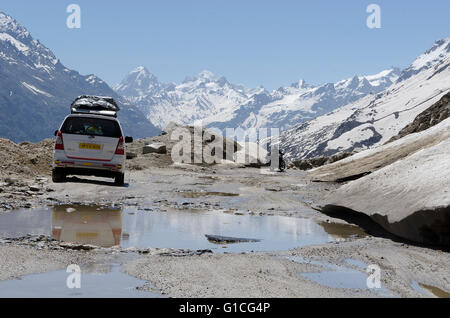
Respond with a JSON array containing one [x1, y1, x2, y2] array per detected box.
[[52, 168, 66, 183], [115, 173, 125, 186]]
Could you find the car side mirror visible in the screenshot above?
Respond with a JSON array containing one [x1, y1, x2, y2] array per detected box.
[[125, 136, 133, 144], [54, 130, 59, 137]]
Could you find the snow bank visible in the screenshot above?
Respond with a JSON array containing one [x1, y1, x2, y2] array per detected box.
[[309, 117, 450, 182], [321, 121, 450, 245]]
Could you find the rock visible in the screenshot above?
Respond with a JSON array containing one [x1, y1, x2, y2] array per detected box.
[[5, 177, 18, 185], [265, 187, 281, 192], [205, 234, 261, 244], [143, 143, 167, 155], [126, 152, 137, 159], [59, 242, 97, 251], [29, 185, 41, 192]]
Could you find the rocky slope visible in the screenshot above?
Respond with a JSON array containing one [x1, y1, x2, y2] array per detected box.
[[0, 12, 160, 143], [115, 66, 400, 133], [308, 117, 450, 183], [388, 91, 450, 143], [279, 38, 450, 161]]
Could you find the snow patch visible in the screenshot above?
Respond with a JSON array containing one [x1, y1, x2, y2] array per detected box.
[[0, 32, 29, 54], [21, 82, 53, 97]]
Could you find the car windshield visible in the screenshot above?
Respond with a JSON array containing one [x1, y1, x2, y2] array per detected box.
[[61, 117, 122, 138]]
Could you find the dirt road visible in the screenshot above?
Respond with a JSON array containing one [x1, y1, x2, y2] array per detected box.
[[0, 163, 449, 298]]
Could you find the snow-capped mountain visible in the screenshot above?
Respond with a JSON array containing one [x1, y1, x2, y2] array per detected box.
[[116, 68, 255, 129], [0, 12, 159, 142], [114, 66, 164, 98], [279, 38, 450, 161], [116, 65, 400, 132]]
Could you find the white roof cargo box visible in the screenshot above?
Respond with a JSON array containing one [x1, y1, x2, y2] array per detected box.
[[71, 95, 120, 117]]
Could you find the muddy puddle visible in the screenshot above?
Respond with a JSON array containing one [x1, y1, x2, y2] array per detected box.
[[0, 263, 160, 298], [411, 281, 450, 298], [287, 256, 394, 297], [0, 205, 365, 253], [318, 222, 368, 239]]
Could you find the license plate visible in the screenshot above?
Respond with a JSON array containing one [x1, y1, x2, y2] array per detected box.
[[76, 232, 99, 239], [79, 143, 101, 150]]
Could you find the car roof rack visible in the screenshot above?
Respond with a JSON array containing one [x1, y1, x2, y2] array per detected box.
[[70, 95, 120, 117], [70, 108, 118, 118]]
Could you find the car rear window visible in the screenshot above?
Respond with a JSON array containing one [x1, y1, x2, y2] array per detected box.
[[61, 117, 122, 138]]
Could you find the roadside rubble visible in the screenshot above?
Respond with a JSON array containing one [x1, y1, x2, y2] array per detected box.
[[0, 176, 54, 210], [0, 138, 53, 179], [0, 234, 213, 256], [288, 152, 355, 171]]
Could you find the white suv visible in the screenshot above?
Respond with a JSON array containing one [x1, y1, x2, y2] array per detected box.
[[52, 105, 133, 185]]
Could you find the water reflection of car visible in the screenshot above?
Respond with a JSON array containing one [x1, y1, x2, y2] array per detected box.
[[51, 205, 122, 248]]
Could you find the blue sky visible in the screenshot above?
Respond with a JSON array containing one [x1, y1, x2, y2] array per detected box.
[[2, 0, 450, 89]]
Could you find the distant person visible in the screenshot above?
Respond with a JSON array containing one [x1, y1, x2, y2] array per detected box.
[[278, 150, 286, 172]]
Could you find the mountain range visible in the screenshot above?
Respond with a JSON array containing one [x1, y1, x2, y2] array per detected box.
[[0, 12, 160, 143], [115, 65, 401, 132], [114, 37, 449, 161], [279, 37, 450, 161]]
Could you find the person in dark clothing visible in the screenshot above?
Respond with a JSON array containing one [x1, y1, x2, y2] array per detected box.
[[278, 150, 286, 172]]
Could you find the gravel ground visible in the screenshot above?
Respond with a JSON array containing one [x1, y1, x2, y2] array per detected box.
[[0, 244, 113, 281]]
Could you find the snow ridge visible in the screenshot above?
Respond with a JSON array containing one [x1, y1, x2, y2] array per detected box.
[[279, 38, 450, 161], [116, 66, 401, 132]]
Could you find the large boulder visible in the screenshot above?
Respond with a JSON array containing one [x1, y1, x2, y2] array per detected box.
[[143, 143, 167, 154], [164, 123, 241, 164]]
